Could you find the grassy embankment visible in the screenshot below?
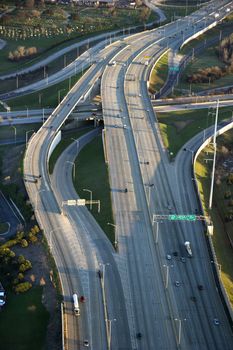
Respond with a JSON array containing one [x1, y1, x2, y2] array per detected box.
[[0, 287, 49, 350], [195, 130, 233, 306], [5, 70, 87, 111], [73, 134, 115, 244], [157, 107, 233, 157], [149, 51, 169, 94]]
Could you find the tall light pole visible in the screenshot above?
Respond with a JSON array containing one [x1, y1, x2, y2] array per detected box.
[[58, 89, 64, 104], [145, 183, 154, 206], [10, 125, 17, 144], [83, 188, 92, 210], [106, 318, 116, 350], [174, 318, 186, 346], [209, 100, 219, 210], [66, 161, 75, 180], [163, 264, 169, 289], [107, 222, 117, 249], [71, 138, 79, 152], [26, 129, 34, 148], [183, 148, 194, 164]]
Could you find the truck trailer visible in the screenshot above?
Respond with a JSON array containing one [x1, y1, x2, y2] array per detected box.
[[73, 293, 80, 316], [184, 241, 192, 257]]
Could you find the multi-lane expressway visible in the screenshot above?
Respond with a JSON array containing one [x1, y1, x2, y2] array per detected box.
[[23, 1, 233, 349]]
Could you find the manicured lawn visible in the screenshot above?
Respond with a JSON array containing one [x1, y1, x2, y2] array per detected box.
[[149, 51, 169, 94], [0, 287, 50, 350], [73, 134, 115, 244], [0, 222, 9, 233], [7, 70, 86, 110], [0, 7, 157, 75], [195, 130, 233, 307], [49, 126, 93, 174], [157, 106, 233, 157], [0, 123, 41, 141], [176, 46, 233, 93]]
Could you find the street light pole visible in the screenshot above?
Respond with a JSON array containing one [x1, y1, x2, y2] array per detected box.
[[83, 188, 92, 210], [66, 161, 75, 181], [26, 129, 34, 148], [163, 264, 169, 289], [107, 222, 117, 249], [106, 318, 116, 350], [71, 138, 79, 152], [174, 318, 181, 345], [11, 125, 17, 144], [209, 100, 219, 209]]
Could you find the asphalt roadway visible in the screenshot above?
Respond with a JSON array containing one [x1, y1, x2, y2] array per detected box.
[[23, 0, 233, 349], [101, 0, 233, 349]]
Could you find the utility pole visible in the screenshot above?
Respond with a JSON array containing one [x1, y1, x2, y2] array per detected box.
[[209, 100, 219, 209]]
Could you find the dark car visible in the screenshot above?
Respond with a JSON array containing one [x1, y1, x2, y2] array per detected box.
[[198, 284, 204, 291]]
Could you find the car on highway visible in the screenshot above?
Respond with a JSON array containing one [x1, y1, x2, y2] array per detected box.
[[166, 254, 172, 260], [175, 281, 180, 287], [214, 318, 220, 326], [198, 284, 204, 291], [173, 251, 178, 257], [180, 257, 186, 263], [83, 339, 89, 347], [80, 296, 86, 303]]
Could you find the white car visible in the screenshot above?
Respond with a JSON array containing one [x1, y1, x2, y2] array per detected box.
[[166, 254, 172, 260]]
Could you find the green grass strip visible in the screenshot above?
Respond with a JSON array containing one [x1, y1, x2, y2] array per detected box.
[[149, 51, 169, 94], [73, 134, 115, 244], [7, 69, 88, 110], [195, 132, 233, 307], [157, 106, 233, 158], [0, 287, 50, 350], [49, 126, 93, 174]]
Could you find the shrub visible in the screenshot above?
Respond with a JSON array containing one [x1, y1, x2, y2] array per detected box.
[[227, 173, 233, 185], [18, 255, 26, 264], [224, 190, 231, 199], [19, 259, 32, 272], [20, 239, 28, 248], [14, 282, 32, 293], [18, 273, 24, 280]]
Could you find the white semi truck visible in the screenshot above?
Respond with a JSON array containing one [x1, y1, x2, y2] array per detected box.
[[73, 293, 80, 316], [184, 241, 192, 257]]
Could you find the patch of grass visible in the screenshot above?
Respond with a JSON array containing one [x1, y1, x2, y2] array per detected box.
[[195, 131, 233, 307], [73, 134, 115, 244], [0, 222, 9, 234], [7, 71, 86, 110], [157, 106, 233, 157], [49, 126, 93, 174], [0, 286, 50, 350], [0, 124, 41, 141], [0, 7, 157, 75], [149, 51, 169, 94], [161, 5, 197, 22]]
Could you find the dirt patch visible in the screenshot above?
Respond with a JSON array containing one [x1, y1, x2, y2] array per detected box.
[[173, 119, 194, 132], [12, 238, 61, 350]]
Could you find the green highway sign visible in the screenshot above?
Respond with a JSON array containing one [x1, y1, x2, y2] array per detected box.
[[169, 215, 196, 221]]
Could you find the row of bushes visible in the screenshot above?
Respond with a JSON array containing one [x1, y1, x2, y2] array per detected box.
[[8, 46, 38, 61], [186, 33, 233, 84], [218, 33, 233, 66], [186, 64, 233, 84], [0, 225, 40, 294]]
